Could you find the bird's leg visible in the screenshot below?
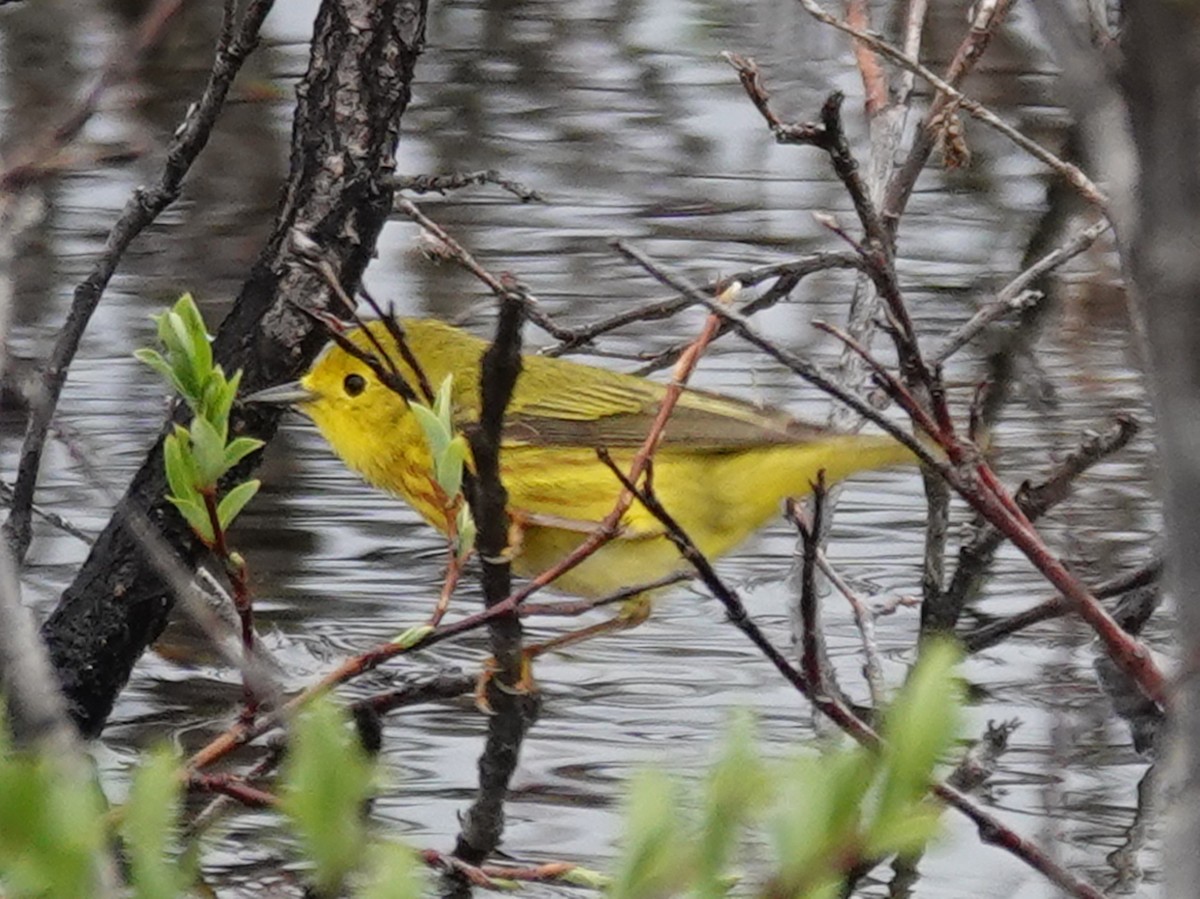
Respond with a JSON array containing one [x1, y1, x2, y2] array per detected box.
[[474, 593, 653, 712]]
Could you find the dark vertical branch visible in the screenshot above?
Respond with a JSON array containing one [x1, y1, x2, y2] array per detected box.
[[454, 297, 540, 867], [470, 297, 525, 676]]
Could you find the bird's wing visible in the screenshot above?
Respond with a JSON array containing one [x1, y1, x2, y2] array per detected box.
[[496, 363, 830, 449]]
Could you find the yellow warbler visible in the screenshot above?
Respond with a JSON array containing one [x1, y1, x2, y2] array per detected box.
[[249, 318, 914, 598]]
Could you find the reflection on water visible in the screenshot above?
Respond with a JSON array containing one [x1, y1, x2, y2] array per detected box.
[[0, 0, 1161, 896]]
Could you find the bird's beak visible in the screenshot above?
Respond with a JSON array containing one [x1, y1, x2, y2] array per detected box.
[[242, 381, 318, 407]]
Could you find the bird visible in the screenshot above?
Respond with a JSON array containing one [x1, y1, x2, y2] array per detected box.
[[247, 317, 914, 622]]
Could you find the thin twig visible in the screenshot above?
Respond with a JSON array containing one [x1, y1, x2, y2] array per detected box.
[[603, 457, 1105, 899], [613, 240, 942, 470], [383, 170, 543, 203], [4, 0, 277, 562], [815, 542, 886, 707], [0, 0, 185, 192], [962, 559, 1162, 653], [932, 219, 1111, 365], [793, 0, 1106, 209], [793, 480, 827, 694], [187, 288, 735, 775], [544, 252, 861, 360], [0, 477, 93, 544], [929, 415, 1141, 633], [616, 240, 1167, 707], [845, 0, 888, 115]]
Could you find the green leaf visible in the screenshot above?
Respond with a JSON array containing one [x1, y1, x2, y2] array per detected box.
[[223, 436, 265, 470], [167, 313, 201, 395], [200, 366, 239, 438], [198, 377, 225, 435], [122, 747, 191, 899], [410, 402, 451, 462], [280, 696, 374, 895], [174, 292, 213, 380], [455, 505, 476, 560], [168, 495, 214, 544], [391, 624, 434, 648], [561, 866, 611, 889], [359, 843, 424, 899], [221, 368, 244, 424], [134, 348, 185, 396], [866, 801, 943, 859], [610, 770, 689, 899], [163, 431, 196, 502], [166, 292, 213, 393], [189, 416, 227, 487], [434, 435, 469, 500], [217, 479, 261, 530], [161, 338, 200, 401], [153, 309, 185, 363], [769, 753, 839, 887], [433, 373, 454, 424], [770, 745, 878, 893]]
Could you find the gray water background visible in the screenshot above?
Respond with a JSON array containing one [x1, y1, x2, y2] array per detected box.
[[0, 1, 1164, 895]]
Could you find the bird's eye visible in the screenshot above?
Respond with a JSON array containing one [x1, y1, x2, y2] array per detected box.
[[343, 373, 366, 397]]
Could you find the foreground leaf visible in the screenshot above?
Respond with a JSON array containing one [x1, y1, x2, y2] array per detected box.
[[280, 696, 374, 895]]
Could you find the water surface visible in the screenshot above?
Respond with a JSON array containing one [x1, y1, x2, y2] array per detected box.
[[0, 1, 1162, 896]]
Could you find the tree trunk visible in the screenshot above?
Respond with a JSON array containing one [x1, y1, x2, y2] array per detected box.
[[1122, 7, 1200, 897], [40, 0, 429, 737]]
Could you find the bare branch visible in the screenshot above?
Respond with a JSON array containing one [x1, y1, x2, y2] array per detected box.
[[4, 0, 277, 562]]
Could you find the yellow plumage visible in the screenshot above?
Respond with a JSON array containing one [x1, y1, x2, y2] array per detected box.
[[270, 318, 914, 598]]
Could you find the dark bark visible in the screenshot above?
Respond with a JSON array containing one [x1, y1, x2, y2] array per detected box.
[[454, 299, 541, 867], [1121, 6, 1200, 896], [40, 0, 429, 737]]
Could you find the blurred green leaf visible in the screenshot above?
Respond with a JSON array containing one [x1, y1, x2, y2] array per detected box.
[[610, 770, 688, 899], [867, 802, 942, 859], [561, 866, 611, 889], [769, 753, 838, 887], [217, 479, 260, 531], [872, 641, 961, 847], [122, 747, 192, 899], [695, 713, 766, 899], [0, 747, 106, 899], [280, 696, 374, 895], [359, 843, 425, 899]]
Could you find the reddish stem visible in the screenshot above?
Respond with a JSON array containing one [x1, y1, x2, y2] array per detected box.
[[201, 489, 257, 723], [188, 772, 276, 808]]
